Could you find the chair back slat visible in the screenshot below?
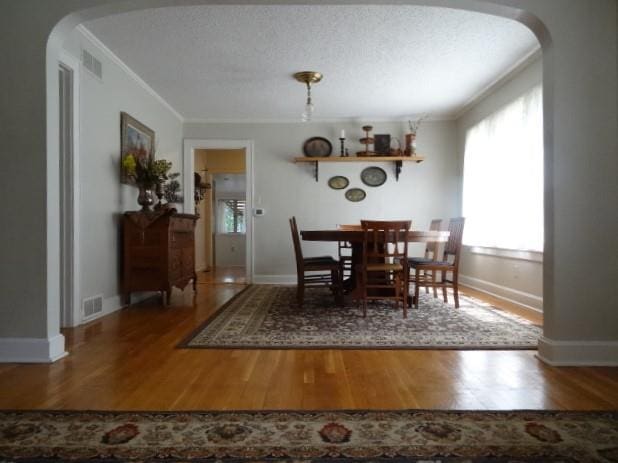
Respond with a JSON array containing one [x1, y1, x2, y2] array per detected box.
[[361, 220, 411, 263], [444, 217, 466, 264]]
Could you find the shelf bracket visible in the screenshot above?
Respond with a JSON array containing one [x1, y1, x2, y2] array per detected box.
[[313, 160, 319, 182], [394, 160, 402, 181]]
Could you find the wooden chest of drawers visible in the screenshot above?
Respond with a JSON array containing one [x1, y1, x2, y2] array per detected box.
[[123, 210, 198, 305]]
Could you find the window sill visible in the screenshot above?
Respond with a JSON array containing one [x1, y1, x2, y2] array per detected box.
[[464, 245, 543, 263], [217, 233, 246, 236]]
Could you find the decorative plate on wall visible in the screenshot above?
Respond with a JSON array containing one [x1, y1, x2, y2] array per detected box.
[[328, 175, 349, 190], [361, 166, 387, 187], [345, 188, 366, 202], [303, 137, 332, 157]]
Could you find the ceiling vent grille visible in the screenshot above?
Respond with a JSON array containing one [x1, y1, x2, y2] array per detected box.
[[82, 49, 103, 80], [82, 294, 103, 320]]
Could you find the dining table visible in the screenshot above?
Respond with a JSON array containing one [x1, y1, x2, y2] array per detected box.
[[301, 226, 450, 296]]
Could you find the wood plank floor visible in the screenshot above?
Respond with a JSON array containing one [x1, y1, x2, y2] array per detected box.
[[1, 267, 616, 411]]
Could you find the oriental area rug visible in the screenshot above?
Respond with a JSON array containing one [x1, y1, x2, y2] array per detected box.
[[1, 409, 616, 462], [182, 285, 541, 350]]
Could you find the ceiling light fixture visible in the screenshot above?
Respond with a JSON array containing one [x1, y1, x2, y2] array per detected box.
[[294, 71, 322, 122]]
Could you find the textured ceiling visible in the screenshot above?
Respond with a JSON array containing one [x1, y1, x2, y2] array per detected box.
[[85, 5, 538, 121]]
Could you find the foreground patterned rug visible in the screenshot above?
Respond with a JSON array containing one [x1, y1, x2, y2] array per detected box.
[[182, 285, 541, 349], [1, 409, 616, 462]]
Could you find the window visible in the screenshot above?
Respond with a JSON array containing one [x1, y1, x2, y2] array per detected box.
[[462, 85, 543, 252], [218, 199, 246, 233]]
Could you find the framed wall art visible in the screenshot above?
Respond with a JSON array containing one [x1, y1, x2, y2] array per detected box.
[[120, 112, 155, 184]]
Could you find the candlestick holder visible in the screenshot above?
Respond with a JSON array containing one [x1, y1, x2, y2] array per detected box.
[[339, 137, 346, 156]]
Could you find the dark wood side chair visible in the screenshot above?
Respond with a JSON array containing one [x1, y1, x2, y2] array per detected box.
[[409, 217, 466, 309], [289, 217, 343, 308], [409, 218, 443, 298], [357, 220, 411, 318]]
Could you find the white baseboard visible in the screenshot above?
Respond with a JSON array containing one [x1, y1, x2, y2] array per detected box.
[[253, 274, 296, 285], [459, 274, 543, 313], [537, 336, 618, 366], [0, 334, 68, 363]]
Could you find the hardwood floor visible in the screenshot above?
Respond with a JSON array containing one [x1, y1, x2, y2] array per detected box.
[[0, 270, 616, 411]]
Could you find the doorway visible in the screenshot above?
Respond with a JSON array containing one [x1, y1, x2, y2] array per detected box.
[[58, 54, 80, 328], [191, 144, 252, 284]]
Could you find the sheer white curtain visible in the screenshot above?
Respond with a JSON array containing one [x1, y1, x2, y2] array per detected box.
[[462, 85, 543, 252]]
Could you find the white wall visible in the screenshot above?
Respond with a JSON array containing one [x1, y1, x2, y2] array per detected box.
[[184, 121, 459, 279], [215, 235, 246, 267], [456, 56, 543, 312], [62, 27, 183, 323]]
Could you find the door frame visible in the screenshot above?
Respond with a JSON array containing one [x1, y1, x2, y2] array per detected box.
[[183, 139, 254, 283], [58, 51, 81, 328]]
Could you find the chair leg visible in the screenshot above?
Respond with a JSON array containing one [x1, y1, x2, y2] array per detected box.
[[424, 270, 429, 294], [432, 272, 438, 298], [401, 272, 408, 319], [394, 273, 403, 318], [453, 272, 460, 308], [360, 269, 367, 317], [336, 267, 344, 307], [442, 270, 448, 303], [297, 281, 304, 308], [414, 267, 420, 310]]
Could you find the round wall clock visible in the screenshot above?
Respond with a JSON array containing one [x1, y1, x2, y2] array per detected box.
[[345, 188, 366, 202], [328, 175, 349, 190], [361, 166, 387, 187], [303, 137, 332, 157]]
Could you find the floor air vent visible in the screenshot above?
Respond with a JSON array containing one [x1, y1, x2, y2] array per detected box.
[[82, 295, 103, 319]]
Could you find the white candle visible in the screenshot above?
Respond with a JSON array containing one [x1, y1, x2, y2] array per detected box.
[[340, 129, 345, 139]]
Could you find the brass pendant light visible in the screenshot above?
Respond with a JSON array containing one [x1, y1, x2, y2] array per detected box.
[[294, 71, 323, 122]]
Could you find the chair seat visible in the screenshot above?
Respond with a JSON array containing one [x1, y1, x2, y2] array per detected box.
[[366, 262, 403, 272], [304, 257, 340, 270], [411, 260, 451, 268], [407, 257, 434, 265], [304, 255, 338, 264]]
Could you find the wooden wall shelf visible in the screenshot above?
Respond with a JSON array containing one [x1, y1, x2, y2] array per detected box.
[[293, 156, 425, 181]]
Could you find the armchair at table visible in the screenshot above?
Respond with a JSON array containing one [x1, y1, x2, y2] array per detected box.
[[408, 217, 465, 309], [290, 217, 343, 308]]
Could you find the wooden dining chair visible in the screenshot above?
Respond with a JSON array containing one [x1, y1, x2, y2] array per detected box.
[[409, 217, 465, 309], [409, 218, 443, 298], [357, 220, 411, 318], [289, 217, 343, 308]]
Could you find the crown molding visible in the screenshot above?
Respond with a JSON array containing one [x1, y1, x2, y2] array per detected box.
[[76, 25, 185, 122], [452, 45, 542, 120], [183, 114, 457, 125]]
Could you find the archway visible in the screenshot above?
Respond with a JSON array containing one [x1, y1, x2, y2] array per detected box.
[[46, 1, 555, 362]]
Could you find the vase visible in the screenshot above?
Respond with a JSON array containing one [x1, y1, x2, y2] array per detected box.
[[404, 133, 417, 156], [137, 186, 155, 211], [154, 182, 164, 210]]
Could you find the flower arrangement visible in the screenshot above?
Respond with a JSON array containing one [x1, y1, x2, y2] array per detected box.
[[122, 153, 174, 211], [122, 154, 171, 188], [407, 115, 427, 135]]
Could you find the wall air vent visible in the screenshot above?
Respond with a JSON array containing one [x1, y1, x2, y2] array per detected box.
[[82, 49, 103, 80], [82, 294, 103, 319]]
